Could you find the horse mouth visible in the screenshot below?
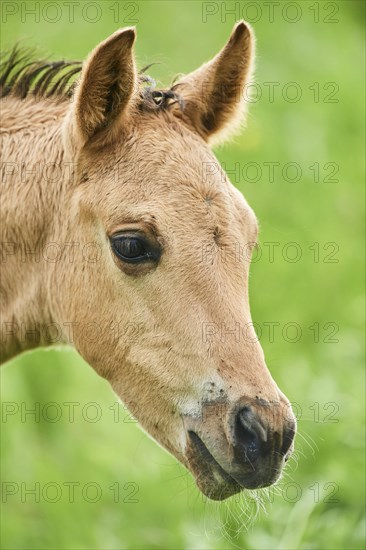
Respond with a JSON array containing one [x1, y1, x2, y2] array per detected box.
[[186, 430, 282, 501], [186, 431, 243, 500]]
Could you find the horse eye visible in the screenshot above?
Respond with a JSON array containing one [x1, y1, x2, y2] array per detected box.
[[110, 234, 159, 264]]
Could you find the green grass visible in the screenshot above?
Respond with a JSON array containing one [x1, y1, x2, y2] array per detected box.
[[1, 1, 365, 549]]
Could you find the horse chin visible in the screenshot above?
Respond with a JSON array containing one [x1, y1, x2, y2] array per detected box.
[[194, 466, 243, 501]]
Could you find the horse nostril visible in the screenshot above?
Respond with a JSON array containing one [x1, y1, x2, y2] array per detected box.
[[235, 406, 267, 461], [281, 423, 296, 457]]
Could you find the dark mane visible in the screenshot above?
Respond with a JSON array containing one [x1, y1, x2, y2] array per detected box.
[[0, 46, 184, 111]]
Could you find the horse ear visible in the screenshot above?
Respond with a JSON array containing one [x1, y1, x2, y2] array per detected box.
[[176, 21, 255, 145], [70, 27, 137, 148]]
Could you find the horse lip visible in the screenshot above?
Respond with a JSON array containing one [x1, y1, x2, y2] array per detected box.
[[188, 431, 238, 484], [187, 431, 242, 500]]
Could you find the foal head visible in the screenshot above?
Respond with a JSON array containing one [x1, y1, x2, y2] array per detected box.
[[58, 22, 296, 500]]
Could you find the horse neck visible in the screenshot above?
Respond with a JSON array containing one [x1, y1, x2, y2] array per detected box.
[[1, 97, 70, 362]]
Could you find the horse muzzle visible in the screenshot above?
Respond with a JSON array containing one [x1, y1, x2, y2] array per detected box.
[[183, 397, 296, 500]]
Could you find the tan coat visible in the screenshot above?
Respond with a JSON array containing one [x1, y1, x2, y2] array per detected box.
[[0, 22, 296, 500]]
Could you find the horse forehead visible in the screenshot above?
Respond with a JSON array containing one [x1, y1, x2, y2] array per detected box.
[[84, 121, 250, 225], [130, 119, 219, 175], [127, 132, 229, 200]]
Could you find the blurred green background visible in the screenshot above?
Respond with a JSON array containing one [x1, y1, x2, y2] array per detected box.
[[1, 1, 364, 549]]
